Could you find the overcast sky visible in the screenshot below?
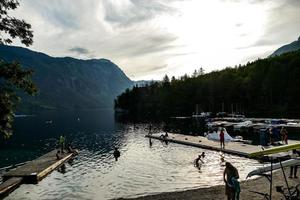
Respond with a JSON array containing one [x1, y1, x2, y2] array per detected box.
[[11, 0, 300, 80]]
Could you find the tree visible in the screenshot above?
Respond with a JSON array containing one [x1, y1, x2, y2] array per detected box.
[[0, 0, 36, 138], [162, 74, 170, 86], [0, 0, 33, 45], [198, 67, 205, 76]]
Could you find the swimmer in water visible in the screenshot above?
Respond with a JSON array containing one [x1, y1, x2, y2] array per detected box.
[[194, 152, 205, 169], [220, 152, 226, 166]]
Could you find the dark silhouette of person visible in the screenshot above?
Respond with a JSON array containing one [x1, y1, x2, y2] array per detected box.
[[224, 162, 240, 200], [194, 152, 205, 169], [58, 164, 66, 174], [289, 149, 299, 178], [56, 150, 61, 160], [113, 148, 121, 161], [220, 129, 225, 149]]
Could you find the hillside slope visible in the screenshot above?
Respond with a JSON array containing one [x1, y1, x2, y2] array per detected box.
[[271, 36, 300, 56], [0, 45, 133, 111]]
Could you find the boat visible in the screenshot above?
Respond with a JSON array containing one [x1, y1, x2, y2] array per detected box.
[[249, 143, 300, 158], [247, 158, 300, 178], [206, 128, 233, 142]]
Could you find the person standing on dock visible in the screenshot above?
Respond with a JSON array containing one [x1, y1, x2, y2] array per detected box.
[[59, 135, 66, 153], [269, 127, 275, 145], [224, 162, 240, 200], [280, 127, 288, 144], [220, 129, 225, 149]]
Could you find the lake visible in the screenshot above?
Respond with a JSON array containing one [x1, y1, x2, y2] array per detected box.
[[1, 110, 262, 200]]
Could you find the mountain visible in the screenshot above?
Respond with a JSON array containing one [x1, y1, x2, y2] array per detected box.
[[271, 36, 300, 56], [0, 45, 133, 111]]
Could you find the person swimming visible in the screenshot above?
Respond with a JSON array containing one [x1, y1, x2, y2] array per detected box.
[[194, 152, 205, 169], [220, 152, 226, 166], [113, 148, 121, 161]]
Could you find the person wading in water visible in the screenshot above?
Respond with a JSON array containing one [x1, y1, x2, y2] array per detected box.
[[223, 162, 240, 200]]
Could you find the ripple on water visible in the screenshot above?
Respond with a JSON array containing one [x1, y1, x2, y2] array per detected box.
[[5, 124, 263, 200]]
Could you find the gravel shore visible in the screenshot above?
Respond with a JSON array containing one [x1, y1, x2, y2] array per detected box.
[[117, 168, 300, 200]]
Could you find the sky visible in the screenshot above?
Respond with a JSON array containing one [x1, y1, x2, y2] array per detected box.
[[11, 0, 300, 80]]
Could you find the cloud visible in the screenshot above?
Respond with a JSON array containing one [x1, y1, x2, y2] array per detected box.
[[9, 0, 300, 80], [69, 47, 90, 55], [235, 0, 300, 50], [102, 0, 178, 27]]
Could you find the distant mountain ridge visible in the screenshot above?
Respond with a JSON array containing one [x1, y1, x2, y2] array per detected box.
[[0, 45, 134, 111], [271, 36, 300, 56]]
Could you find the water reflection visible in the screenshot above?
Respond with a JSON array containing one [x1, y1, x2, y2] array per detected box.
[[1, 110, 263, 200], [0, 109, 120, 168]]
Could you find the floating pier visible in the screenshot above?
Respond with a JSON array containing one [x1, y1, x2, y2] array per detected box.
[[147, 133, 299, 158], [0, 149, 76, 198]]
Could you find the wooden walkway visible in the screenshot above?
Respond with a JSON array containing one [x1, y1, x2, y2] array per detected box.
[[0, 149, 75, 197], [147, 133, 300, 158]]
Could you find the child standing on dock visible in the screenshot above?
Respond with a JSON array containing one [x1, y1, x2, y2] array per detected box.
[[59, 135, 66, 153], [220, 129, 225, 149]]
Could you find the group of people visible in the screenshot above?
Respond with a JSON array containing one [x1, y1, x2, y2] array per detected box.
[[194, 152, 240, 200], [267, 126, 288, 145], [56, 135, 77, 160]]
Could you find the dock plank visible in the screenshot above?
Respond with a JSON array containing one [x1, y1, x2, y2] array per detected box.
[[3, 150, 73, 182], [0, 177, 23, 197], [147, 133, 299, 158]]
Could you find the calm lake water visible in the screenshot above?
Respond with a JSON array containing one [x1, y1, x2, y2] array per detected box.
[[1, 110, 262, 200]]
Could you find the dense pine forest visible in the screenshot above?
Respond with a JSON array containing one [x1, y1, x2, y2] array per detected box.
[[115, 50, 300, 120]]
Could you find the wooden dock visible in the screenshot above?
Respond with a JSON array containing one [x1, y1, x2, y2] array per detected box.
[[147, 133, 300, 158], [0, 149, 76, 198]]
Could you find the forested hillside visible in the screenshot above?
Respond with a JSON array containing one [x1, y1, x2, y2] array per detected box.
[[115, 50, 300, 119]]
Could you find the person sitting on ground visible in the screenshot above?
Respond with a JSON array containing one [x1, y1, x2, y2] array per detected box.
[[224, 162, 240, 200], [113, 148, 121, 161]]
